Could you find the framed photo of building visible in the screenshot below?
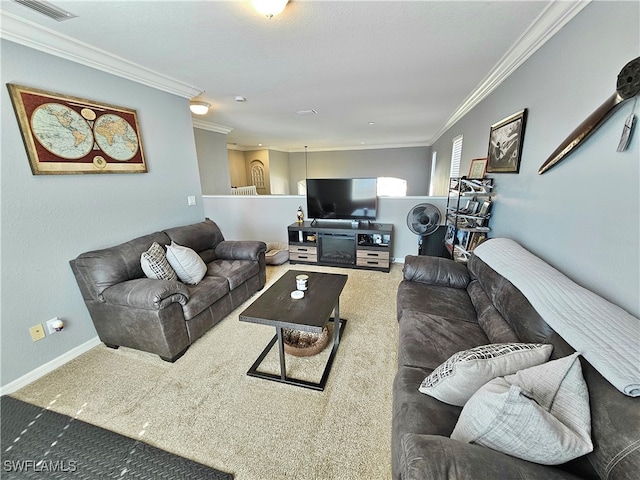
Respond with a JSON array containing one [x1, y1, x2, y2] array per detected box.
[[7, 83, 147, 175], [486, 109, 527, 173]]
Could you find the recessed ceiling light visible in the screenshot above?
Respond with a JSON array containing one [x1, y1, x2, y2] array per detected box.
[[368, 122, 375, 125], [235, 96, 247, 102]]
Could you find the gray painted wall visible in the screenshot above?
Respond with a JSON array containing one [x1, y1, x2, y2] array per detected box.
[[431, 1, 639, 316], [267, 149, 290, 194], [289, 146, 432, 196], [194, 128, 231, 195], [1, 40, 205, 388], [228, 148, 246, 187]]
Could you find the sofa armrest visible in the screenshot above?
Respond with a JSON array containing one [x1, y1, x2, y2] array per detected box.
[[400, 434, 583, 480], [215, 240, 266, 261], [101, 278, 190, 310], [403, 255, 469, 288]]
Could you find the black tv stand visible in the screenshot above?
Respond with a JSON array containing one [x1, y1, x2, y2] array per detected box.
[[288, 221, 393, 272]]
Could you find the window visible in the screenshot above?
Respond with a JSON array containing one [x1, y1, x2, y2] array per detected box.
[[450, 135, 463, 178], [429, 151, 437, 196], [250, 161, 265, 188], [377, 177, 407, 196]]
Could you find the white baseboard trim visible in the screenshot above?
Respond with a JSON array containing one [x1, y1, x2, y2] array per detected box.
[[1, 336, 101, 395]]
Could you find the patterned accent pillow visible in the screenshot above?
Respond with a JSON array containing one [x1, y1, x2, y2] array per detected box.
[[141, 242, 178, 281], [419, 343, 553, 406], [165, 241, 207, 285], [451, 353, 592, 465]]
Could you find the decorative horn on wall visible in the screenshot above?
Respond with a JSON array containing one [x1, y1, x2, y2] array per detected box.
[[538, 56, 640, 175]]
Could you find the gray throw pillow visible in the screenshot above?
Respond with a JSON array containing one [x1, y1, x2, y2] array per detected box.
[[419, 343, 553, 406], [165, 241, 207, 285], [141, 242, 178, 281], [451, 352, 593, 465]]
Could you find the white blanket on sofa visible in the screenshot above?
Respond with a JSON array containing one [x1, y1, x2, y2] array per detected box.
[[474, 238, 640, 397]]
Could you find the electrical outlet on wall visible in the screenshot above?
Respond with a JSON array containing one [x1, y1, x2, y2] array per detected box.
[[46, 317, 64, 334]]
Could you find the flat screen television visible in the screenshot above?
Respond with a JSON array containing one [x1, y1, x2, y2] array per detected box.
[[306, 178, 377, 220]]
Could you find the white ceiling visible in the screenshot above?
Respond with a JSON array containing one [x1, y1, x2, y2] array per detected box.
[[1, 1, 588, 151]]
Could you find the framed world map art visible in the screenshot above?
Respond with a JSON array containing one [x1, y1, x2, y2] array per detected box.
[[7, 83, 147, 174]]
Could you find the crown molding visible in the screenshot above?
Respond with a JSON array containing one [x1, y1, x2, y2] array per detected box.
[[0, 11, 203, 98], [229, 142, 430, 153], [192, 119, 233, 134], [288, 142, 431, 153], [429, 0, 591, 144]]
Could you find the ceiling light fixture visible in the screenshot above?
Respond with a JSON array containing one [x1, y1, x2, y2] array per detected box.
[[251, 0, 289, 19], [189, 101, 210, 115]]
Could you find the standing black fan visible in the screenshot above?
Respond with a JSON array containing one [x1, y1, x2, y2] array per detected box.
[[406, 203, 443, 255]]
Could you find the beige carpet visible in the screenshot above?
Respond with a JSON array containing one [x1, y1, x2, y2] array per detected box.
[[12, 263, 402, 479]]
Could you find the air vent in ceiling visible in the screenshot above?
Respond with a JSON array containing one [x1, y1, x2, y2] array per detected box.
[[296, 109, 318, 115], [13, 0, 77, 21]]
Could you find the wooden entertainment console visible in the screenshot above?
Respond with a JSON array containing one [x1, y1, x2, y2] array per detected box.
[[288, 221, 393, 273]]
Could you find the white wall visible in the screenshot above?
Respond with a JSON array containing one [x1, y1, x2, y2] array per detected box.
[[1, 40, 205, 388], [202, 195, 448, 262], [431, 1, 639, 316]]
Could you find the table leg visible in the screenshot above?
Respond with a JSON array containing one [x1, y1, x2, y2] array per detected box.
[[333, 298, 341, 346], [276, 326, 286, 380]]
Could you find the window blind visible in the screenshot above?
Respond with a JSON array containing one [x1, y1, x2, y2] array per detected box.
[[450, 135, 463, 178]]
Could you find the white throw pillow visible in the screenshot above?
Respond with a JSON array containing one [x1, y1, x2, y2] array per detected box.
[[165, 241, 207, 285], [419, 343, 553, 406], [451, 352, 593, 465], [140, 242, 178, 281]]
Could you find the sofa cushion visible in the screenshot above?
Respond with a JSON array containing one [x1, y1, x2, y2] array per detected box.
[[166, 241, 207, 285], [403, 255, 470, 288], [71, 232, 171, 301], [207, 259, 259, 290], [467, 280, 519, 343], [140, 242, 177, 281], [164, 219, 224, 264], [451, 353, 592, 465], [468, 255, 556, 344], [399, 434, 584, 480], [397, 281, 477, 324], [419, 343, 553, 407], [181, 276, 230, 320], [392, 365, 463, 479], [398, 310, 489, 370]]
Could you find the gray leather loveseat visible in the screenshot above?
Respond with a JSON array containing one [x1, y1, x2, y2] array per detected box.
[[394, 238, 639, 480], [70, 219, 266, 362]]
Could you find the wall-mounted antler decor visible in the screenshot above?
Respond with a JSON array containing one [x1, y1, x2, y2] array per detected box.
[[538, 56, 640, 175]]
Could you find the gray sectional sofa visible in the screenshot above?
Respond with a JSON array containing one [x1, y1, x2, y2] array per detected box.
[[394, 239, 639, 480], [70, 219, 266, 362]]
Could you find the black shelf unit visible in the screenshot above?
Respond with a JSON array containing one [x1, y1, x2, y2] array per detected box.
[[444, 177, 495, 263]]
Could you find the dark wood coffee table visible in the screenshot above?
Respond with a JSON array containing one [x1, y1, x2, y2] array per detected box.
[[239, 270, 348, 391]]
